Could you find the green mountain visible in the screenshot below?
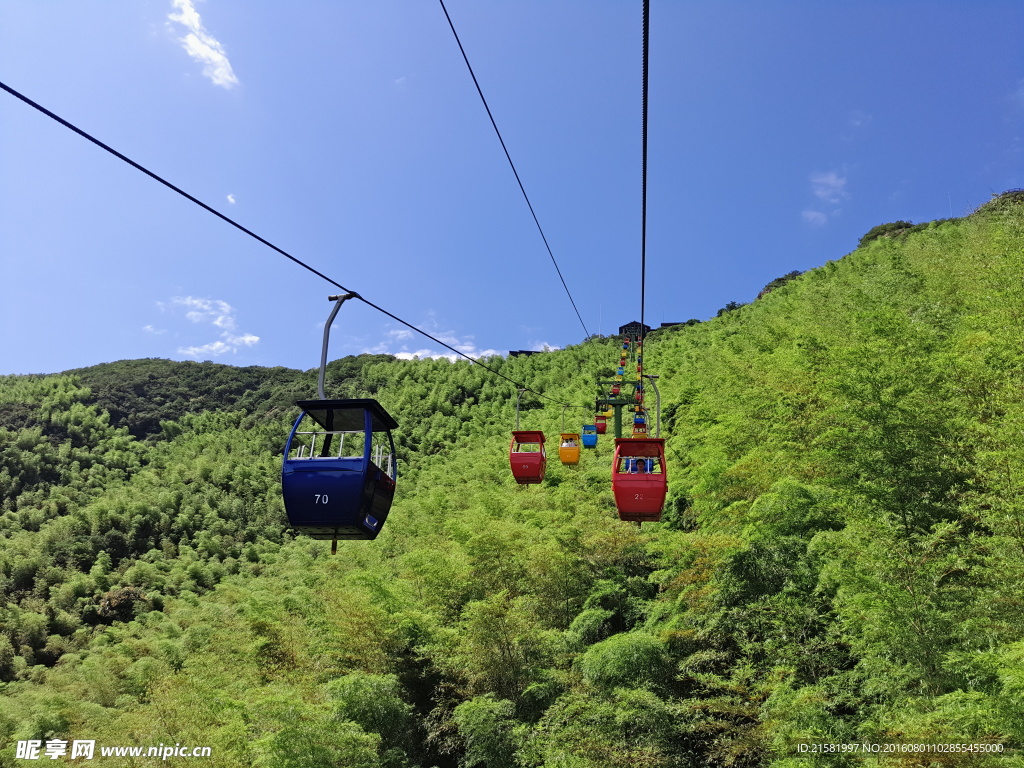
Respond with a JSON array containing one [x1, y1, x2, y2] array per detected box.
[[3, 193, 1024, 766]]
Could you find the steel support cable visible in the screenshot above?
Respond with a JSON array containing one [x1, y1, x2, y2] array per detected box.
[[640, 0, 650, 350], [636, 0, 650, 413], [0, 79, 570, 407], [0, 81, 349, 295], [437, 0, 591, 340]]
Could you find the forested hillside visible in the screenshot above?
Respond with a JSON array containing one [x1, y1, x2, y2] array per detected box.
[[3, 195, 1024, 766]]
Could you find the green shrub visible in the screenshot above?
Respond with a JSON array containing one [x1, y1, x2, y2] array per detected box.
[[577, 632, 671, 690]]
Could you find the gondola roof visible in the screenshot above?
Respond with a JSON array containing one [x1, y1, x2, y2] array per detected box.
[[295, 399, 399, 432]]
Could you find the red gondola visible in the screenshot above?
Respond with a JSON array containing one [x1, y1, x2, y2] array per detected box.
[[612, 438, 666, 522], [595, 414, 607, 434], [510, 430, 546, 484]]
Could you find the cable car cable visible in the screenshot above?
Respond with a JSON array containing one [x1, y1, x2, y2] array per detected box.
[[0, 80, 350, 295], [437, 0, 591, 340], [640, 0, 650, 348], [0, 78, 572, 408], [607, 1, 667, 526]]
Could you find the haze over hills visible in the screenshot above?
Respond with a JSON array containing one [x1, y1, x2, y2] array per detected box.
[[3, 196, 1024, 765]]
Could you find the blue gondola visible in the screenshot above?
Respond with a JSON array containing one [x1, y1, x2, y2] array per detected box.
[[282, 398, 398, 543], [281, 294, 400, 551], [581, 424, 598, 448]]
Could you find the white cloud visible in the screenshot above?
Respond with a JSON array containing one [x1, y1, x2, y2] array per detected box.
[[173, 296, 236, 330], [178, 340, 232, 357], [224, 332, 259, 347], [227, 193, 236, 204], [530, 341, 561, 352], [168, 0, 239, 89], [365, 323, 502, 361], [393, 349, 437, 360], [164, 296, 259, 357], [810, 171, 849, 204], [802, 169, 849, 225], [849, 110, 872, 129], [1012, 80, 1024, 108], [802, 209, 828, 226], [142, 324, 166, 334]]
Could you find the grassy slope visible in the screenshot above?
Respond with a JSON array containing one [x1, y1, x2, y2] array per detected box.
[[3, 198, 1024, 765]]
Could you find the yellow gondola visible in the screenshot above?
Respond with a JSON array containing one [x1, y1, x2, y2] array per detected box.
[[559, 432, 581, 465]]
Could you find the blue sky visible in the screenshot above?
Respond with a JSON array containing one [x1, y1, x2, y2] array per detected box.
[[2, 1, 1022, 375]]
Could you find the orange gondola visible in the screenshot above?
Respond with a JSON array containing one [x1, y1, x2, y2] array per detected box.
[[510, 430, 546, 484], [612, 438, 666, 522], [559, 433, 581, 465]]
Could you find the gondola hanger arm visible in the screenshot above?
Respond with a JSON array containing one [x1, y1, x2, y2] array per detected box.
[[319, 293, 357, 400]]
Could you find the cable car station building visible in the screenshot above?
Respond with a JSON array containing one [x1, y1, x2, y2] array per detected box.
[[618, 320, 651, 339]]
